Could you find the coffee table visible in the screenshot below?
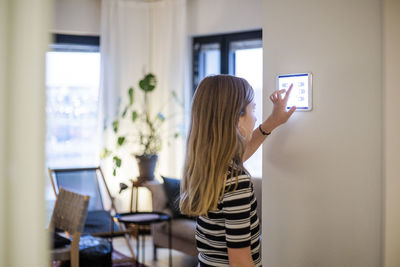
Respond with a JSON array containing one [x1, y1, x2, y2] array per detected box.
[[116, 211, 172, 267]]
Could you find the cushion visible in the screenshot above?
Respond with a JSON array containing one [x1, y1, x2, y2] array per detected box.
[[83, 210, 122, 236], [161, 176, 183, 218], [58, 236, 112, 267], [161, 176, 195, 220]]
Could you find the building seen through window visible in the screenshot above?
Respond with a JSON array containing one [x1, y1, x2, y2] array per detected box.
[[45, 35, 101, 169]]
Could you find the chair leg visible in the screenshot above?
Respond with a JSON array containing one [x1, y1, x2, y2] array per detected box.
[[153, 244, 158, 261], [70, 233, 80, 267], [123, 233, 136, 260], [118, 222, 136, 261]]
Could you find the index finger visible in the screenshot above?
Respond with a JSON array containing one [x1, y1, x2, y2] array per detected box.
[[283, 83, 293, 102]]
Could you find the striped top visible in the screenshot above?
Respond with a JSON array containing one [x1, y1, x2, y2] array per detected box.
[[196, 168, 261, 266]]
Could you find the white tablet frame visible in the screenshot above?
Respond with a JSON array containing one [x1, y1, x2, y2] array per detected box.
[[276, 72, 313, 112]]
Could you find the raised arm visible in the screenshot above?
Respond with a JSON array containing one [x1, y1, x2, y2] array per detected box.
[[243, 84, 296, 162]]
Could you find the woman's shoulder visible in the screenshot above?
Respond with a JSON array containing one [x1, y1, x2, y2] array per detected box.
[[226, 171, 250, 183], [227, 164, 248, 178], [225, 168, 252, 193]]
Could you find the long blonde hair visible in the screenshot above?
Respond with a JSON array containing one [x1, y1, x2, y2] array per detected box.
[[180, 75, 254, 216]]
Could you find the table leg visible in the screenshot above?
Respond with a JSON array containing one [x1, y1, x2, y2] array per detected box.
[[168, 220, 172, 267], [110, 215, 114, 261], [136, 186, 139, 212], [142, 226, 145, 265], [130, 184, 134, 213], [136, 225, 139, 266]]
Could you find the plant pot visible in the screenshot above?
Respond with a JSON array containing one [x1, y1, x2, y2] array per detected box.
[[135, 154, 158, 181]]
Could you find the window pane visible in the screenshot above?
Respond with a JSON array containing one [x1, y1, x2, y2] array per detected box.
[[45, 51, 101, 169], [198, 43, 220, 80], [231, 40, 263, 177]]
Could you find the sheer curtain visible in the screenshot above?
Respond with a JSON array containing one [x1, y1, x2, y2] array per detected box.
[[100, 0, 187, 210]]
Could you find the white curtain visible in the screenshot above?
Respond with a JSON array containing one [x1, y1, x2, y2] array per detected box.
[[0, 0, 50, 266], [100, 0, 187, 210]]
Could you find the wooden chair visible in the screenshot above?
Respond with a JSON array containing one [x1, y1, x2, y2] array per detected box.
[[49, 188, 90, 267], [48, 167, 136, 262]]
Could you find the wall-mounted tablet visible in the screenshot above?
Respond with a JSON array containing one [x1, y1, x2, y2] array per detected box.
[[277, 73, 312, 111]]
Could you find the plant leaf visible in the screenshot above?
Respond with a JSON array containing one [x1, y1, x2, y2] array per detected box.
[[112, 120, 119, 133], [128, 87, 134, 105], [139, 73, 157, 92], [132, 111, 138, 122], [117, 136, 126, 146], [113, 168, 116, 176], [121, 106, 128, 118], [113, 156, 122, 167], [174, 132, 180, 138]]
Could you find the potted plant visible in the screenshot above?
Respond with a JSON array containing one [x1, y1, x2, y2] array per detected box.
[[101, 73, 182, 181]]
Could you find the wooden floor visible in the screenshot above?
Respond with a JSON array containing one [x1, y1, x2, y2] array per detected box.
[[113, 236, 198, 267]]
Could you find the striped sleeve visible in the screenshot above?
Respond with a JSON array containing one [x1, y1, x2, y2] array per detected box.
[[223, 176, 252, 248]]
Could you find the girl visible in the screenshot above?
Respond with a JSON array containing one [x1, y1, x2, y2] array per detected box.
[[180, 75, 295, 267]]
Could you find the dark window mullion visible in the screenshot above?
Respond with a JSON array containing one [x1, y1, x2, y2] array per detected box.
[[220, 37, 229, 74], [224, 30, 262, 43], [192, 43, 200, 92], [53, 34, 100, 46]]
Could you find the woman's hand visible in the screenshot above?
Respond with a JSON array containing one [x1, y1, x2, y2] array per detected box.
[[263, 83, 296, 131]]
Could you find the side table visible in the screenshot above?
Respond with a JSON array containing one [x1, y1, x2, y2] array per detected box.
[[116, 211, 172, 267], [130, 178, 146, 213]]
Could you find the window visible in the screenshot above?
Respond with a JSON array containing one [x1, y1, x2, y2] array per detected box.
[[45, 34, 101, 169], [193, 30, 263, 177]]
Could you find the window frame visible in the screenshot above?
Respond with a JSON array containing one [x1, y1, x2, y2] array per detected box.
[[52, 34, 100, 49], [192, 29, 262, 93]]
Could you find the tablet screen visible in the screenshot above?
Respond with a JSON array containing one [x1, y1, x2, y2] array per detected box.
[[277, 73, 312, 111]]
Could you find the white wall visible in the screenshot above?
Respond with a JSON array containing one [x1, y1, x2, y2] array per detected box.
[[262, 0, 382, 266], [383, 0, 400, 266], [52, 0, 100, 35], [53, 0, 262, 36], [1, 0, 50, 266], [0, 0, 7, 263], [187, 0, 262, 36]]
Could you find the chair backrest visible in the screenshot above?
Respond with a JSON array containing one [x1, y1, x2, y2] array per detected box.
[[50, 188, 90, 234], [49, 167, 111, 211]]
